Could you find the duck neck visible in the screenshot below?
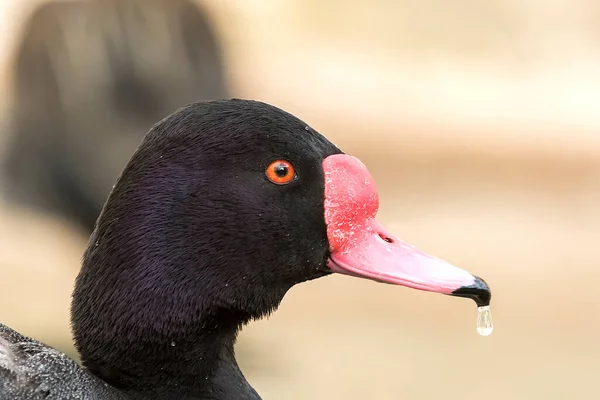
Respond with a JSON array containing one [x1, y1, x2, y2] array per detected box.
[[71, 195, 280, 399], [72, 257, 264, 399], [81, 311, 261, 400], [132, 326, 260, 400]]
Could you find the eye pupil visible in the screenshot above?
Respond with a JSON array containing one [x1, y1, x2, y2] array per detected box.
[[274, 164, 288, 177]]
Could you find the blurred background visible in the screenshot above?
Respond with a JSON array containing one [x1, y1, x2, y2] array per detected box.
[[0, 0, 599, 399]]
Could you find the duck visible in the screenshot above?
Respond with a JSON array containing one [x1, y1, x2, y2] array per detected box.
[[0, 99, 491, 399]]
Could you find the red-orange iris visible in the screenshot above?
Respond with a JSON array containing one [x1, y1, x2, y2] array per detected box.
[[266, 160, 295, 184]]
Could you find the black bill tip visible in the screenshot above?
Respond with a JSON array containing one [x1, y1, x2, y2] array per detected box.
[[451, 276, 491, 307]]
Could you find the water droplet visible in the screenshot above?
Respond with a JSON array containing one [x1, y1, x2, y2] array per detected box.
[[476, 306, 493, 336], [304, 126, 310, 131], [171, 341, 176, 347]]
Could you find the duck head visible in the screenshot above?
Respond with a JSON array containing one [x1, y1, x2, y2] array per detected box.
[[71, 99, 491, 397]]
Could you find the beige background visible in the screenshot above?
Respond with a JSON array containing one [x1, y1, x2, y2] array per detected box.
[[1, 1, 599, 399]]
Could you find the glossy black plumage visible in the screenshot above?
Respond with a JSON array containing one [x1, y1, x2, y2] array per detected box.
[[1, 99, 342, 399]]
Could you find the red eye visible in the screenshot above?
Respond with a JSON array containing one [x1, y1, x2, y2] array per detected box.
[[266, 160, 296, 185]]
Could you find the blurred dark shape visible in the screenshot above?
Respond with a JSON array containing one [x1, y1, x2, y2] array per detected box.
[[2, 0, 230, 231]]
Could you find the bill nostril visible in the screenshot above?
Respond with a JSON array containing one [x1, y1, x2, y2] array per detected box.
[[378, 233, 393, 243]]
